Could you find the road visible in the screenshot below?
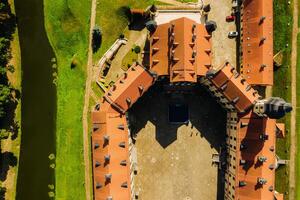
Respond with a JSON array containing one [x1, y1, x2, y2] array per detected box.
[[82, 0, 97, 199], [289, 0, 298, 198]]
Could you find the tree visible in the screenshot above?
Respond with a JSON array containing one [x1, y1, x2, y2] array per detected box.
[[0, 129, 9, 139], [92, 25, 102, 53], [0, 84, 10, 117], [133, 45, 141, 54]]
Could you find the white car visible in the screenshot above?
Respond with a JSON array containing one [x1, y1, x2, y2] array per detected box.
[[228, 31, 238, 38]]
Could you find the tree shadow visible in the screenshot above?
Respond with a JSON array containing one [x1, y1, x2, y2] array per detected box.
[[0, 186, 6, 200], [0, 151, 18, 181], [0, 0, 17, 40]]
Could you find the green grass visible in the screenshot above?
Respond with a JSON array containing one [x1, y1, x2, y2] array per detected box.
[[273, 0, 293, 196], [93, 0, 163, 62], [44, 0, 91, 199], [121, 47, 138, 70], [295, 33, 300, 200]]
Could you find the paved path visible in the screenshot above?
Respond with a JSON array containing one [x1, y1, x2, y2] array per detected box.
[[289, 0, 298, 199], [82, 0, 97, 199], [158, 0, 185, 6]]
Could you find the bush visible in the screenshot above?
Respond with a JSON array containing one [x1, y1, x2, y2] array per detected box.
[[0, 129, 10, 139], [7, 64, 14, 73], [71, 57, 79, 69], [92, 25, 102, 53], [119, 34, 125, 39], [133, 45, 141, 54]]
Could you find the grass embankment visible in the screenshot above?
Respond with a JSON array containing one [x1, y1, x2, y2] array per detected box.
[[273, 0, 293, 196], [44, 0, 91, 199], [0, 0, 22, 199], [295, 34, 300, 200]]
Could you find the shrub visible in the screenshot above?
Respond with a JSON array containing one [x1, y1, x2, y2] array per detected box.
[[133, 45, 141, 54], [92, 25, 102, 53], [0, 129, 10, 139]]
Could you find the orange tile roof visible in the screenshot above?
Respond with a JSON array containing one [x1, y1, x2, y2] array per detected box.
[[241, 0, 274, 85], [235, 112, 276, 200], [150, 17, 211, 82], [276, 123, 285, 138], [100, 63, 156, 114], [92, 111, 131, 200], [207, 62, 260, 113], [274, 191, 284, 200]]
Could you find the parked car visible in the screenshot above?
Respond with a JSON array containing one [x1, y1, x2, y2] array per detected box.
[[228, 31, 238, 38], [226, 15, 235, 22]]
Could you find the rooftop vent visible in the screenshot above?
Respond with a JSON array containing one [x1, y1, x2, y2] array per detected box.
[[258, 156, 267, 162], [240, 159, 246, 165], [95, 161, 101, 167], [121, 182, 128, 188], [96, 182, 102, 189], [239, 181, 247, 187], [259, 133, 269, 141], [120, 160, 127, 166], [119, 142, 126, 148], [257, 177, 267, 185], [103, 135, 110, 144], [104, 155, 111, 163], [259, 16, 266, 25], [94, 143, 100, 149], [118, 124, 125, 130], [105, 173, 112, 182]]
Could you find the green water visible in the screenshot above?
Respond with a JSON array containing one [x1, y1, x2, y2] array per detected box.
[[15, 0, 56, 199]]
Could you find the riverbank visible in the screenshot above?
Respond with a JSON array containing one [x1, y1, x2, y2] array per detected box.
[[273, 0, 293, 197], [43, 0, 91, 198], [0, 0, 22, 199]]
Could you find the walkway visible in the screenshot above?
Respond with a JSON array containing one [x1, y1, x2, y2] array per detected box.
[[289, 0, 298, 198], [82, 0, 97, 198]]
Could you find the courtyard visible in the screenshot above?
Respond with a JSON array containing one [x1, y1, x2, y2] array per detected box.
[[129, 85, 227, 200]]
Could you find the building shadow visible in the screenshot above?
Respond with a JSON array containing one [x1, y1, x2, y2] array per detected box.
[[127, 82, 227, 198], [240, 112, 264, 173]]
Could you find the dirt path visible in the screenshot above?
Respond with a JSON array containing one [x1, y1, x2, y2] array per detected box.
[[289, 0, 298, 199], [82, 0, 97, 199]]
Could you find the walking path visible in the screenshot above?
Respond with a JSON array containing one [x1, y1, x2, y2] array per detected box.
[[82, 0, 97, 199], [289, 0, 298, 199], [158, 0, 185, 6]]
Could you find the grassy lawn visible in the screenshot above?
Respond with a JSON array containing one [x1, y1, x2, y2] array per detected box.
[[121, 46, 139, 71], [273, 0, 293, 196], [44, 0, 91, 199], [0, 0, 22, 199], [296, 33, 300, 200], [93, 0, 166, 62]]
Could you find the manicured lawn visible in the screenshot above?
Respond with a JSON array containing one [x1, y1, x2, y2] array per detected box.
[[273, 0, 293, 196], [44, 0, 91, 199]]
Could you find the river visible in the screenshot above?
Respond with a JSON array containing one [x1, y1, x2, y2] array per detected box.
[[14, 0, 56, 199]]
